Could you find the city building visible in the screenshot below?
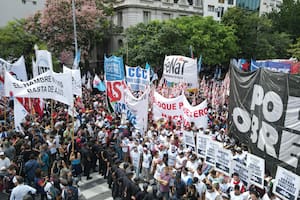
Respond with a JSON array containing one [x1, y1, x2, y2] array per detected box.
[[110, 0, 204, 52], [202, 0, 236, 21], [259, 0, 282, 15], [0, 0, 45, 27], [236, 0, 260, 11]]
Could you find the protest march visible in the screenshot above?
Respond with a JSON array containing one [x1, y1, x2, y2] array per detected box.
[[0, 51, 299, 200]]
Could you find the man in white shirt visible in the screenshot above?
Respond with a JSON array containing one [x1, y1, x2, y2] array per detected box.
[[141, 148, 152, 181], [10, 176, 36, 200], [0, 151, 10, 170], [130, 146, 141, 178]]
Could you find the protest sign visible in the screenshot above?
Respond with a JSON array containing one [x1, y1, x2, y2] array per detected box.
[[163, 55, 198, 87], [104, 55, 125, 81], [183, 130, 195, 151], [196, 134, 210, 158], [125, 65, 150, 91], [215, 147, 232, 176], [152, 92, 208, 128], [231, 160, 249, 188], [247, 153, 265, 188], [205, 140, 219, 167], [5, 70, 73, 106], [273, 166, 300, 200]]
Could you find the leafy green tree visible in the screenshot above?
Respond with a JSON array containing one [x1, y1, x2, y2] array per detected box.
[[267, 0, 300, 40], [118, 16, 238, 71], [0, 19, 46, 72], [288, 37, 300, 60], [222, 7, 291, 60]]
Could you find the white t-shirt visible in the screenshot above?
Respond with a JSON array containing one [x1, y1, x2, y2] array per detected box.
[[142, 153, 152, 168], [121, 138, 129, 153], [175, 155, 187, 169], [186, 160, 200, 173], [167, 149, 177, 167], [154, 163, 165, 180], [205, 190, 221, 200], [130, 151, 141, 167], [196, 181, 207, 199]]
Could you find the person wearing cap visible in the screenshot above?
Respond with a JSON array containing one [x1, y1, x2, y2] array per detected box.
[[10, 175, 36, 200], [0, 151, 10, 171]]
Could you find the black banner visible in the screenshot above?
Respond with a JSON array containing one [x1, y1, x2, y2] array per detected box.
[[228, 65, 300, 176]]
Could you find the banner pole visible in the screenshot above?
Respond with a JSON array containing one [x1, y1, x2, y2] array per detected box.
[[71, 103, 75, 153], [50, 99, 54, 130], [3, 97, 6, 128]]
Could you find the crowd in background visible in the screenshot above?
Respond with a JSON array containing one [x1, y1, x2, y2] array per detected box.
[[0, 76, 280, 200]]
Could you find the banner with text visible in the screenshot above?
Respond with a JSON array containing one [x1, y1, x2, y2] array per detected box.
[[183, 130, 195, 151], [163, 55, 198, 87], [273, 166, 300, 200], [229, 65, 300, 175], [5, 70, 73, 106], [153, 91, 208, 128], [247, 153, 265, 189], [196, 134, 209, 158], [125, 65, 150, 91], [123, 87, 149, 133], [104, 55, 125, 81], [231, 160, 250, 188], [215, 147, 232, 176]]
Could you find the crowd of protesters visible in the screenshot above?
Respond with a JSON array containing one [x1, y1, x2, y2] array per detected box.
[[0, 75, 281, 200]]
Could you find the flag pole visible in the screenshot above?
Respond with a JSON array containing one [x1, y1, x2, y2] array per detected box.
[[50, 99, 54, 130], [72, 0, 78, 59], [71, 101, 75, 153]]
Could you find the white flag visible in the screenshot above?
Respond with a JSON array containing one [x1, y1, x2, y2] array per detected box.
[[34, 50, 53, 77], [14, 98, 28, 132], [63, 66, 82, 97], [10, 56, 28, 81]]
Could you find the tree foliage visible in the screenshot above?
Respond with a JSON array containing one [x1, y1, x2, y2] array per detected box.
[[267, 0, 300, 40], [222, 7, 291, 60], [0, 19, 45, 67], [288, 37, 300, 60], [118, 16, 238, 70], [25, 0, 117, 65]]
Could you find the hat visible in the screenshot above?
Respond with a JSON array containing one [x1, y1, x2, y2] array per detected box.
[[0, 152, 4, 156]]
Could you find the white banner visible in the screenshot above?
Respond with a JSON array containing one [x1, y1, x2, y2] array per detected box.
[[163, 55, 198, 87], [215, 147, 232, 176], [124, 87, 149, 133], [196, 134, 209, 158], [125, 65, 150, 91], [205, 140, 220, 167], [33, 50, 53, 77], [152, 92, 208, 128], [183, 130, 195, 151], [247, 153, 265, 189], [273, 166, 300, 200], [5, 70, 73, 106], [0, 56, 28, 96], [14, 98, 28, 132], [231, 160, 250, 188], [63, 66, 82, 97]]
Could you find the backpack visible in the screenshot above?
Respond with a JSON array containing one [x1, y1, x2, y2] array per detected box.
[[64, 186, 78, 200]]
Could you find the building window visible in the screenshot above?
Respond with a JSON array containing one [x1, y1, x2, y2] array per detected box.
[[195, 0, 202, 6], [143, 11, 151, 24], [218, 0, 225, 3], [208, 5, 215, 12], [162, 13, 171, 20], [228, 0, 233, 5], [117, 11, 123, 27]]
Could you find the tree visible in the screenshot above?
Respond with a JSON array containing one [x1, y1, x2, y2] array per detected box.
[[0, 19, 46, 72], [222, 7, 291, 60], [118, 16, 238, 71], [25, 0, 118, 67], [288, 37, 300, 60], [267, 0, 300, 40]]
